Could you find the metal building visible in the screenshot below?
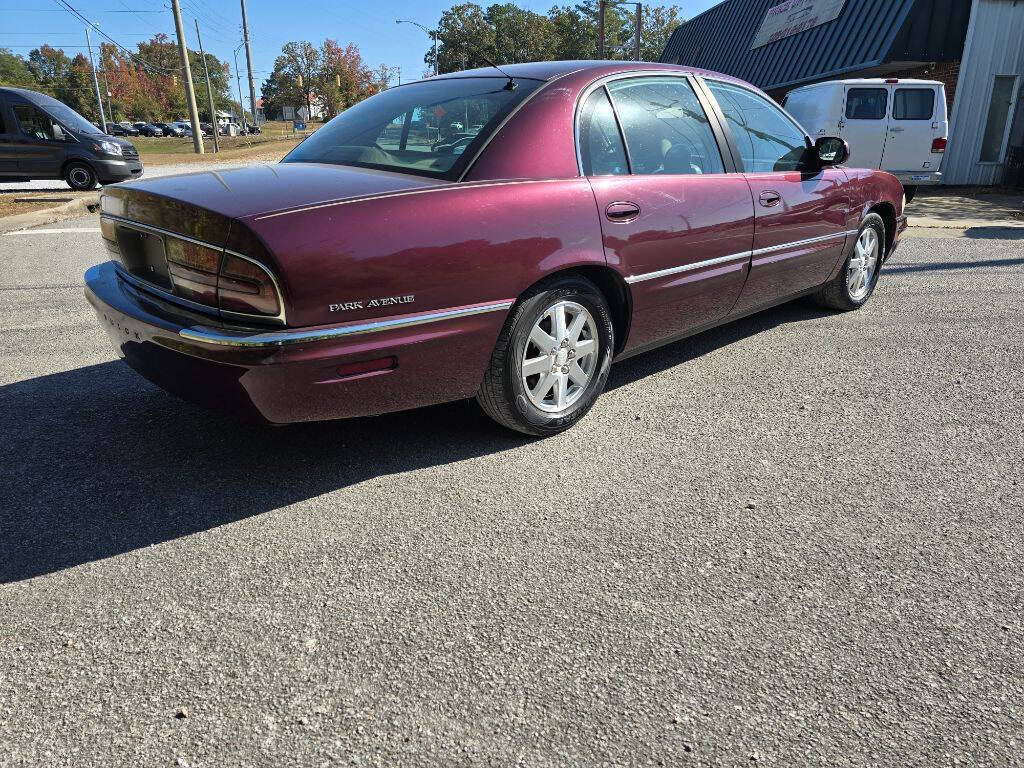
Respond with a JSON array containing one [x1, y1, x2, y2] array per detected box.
[[661, 0, 1024, 185]]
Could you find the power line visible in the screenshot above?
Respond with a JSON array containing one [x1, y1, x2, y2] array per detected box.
[[51, 0, 180, 74]]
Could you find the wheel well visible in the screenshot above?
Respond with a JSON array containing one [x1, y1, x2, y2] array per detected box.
[[869, 202, 896, 256], [61, 158, 95, 178], [533, 265, 632, 354]]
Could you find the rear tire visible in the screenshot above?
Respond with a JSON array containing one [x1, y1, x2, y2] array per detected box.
[[477, 275, 614, 436], [64, 162, 98, 191], [903, 185, 917, 204], [813, 213, 885, 311]]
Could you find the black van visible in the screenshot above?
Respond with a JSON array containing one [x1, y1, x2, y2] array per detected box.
[[0, 87, 143, 190]]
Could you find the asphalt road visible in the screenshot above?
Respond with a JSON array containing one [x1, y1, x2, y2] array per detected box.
[[1, 217, 1022, 767]]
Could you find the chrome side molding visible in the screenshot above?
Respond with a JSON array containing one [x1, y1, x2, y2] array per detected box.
[[179, 300, 515, 348]]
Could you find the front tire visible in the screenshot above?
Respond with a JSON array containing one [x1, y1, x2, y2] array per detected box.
[[477, 275, 614, 436], [813, 213, 885, 311], [64, 162, 98, 191]]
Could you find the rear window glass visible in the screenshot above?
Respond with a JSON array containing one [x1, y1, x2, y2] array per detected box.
[[578, 87, 628, 176], [283, 77, 540, 180], [893, 88, 935, 120], [845, 88, 887, 120]]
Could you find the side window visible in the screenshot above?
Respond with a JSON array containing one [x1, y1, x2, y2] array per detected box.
[[893, 88, 935, 120], [606, 76, 724, 175], [578, 87, 628, 176], [845, 88, 888, 120], [0, 101, 8, 134], [13, 104, 60, 141], [706, 80, 809, 173]]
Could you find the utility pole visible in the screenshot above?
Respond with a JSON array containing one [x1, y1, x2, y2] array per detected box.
[[598, 1, 606, 59], [233, 45, 246, 133], [240, 0, 258, 127], [170, 0, 204, 153], [194, 19, 219, 153], [634, 3, 642, 61], [84, 26, 106, 132]]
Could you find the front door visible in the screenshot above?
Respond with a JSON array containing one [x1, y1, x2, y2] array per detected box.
[[703, 79, 852, 315], [839, 85, 889, 169], [10, 101, 66, 177], [578, 76, 755, 353]]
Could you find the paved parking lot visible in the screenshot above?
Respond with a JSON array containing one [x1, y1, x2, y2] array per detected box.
[[1, 218, 1022, 766]]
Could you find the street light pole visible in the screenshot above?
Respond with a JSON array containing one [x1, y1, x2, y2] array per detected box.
[[396, 19, 437, 76], [233, 44, 246, 134], [240, 0, 258, 127], [195, 19, 219, 152], [84, 26, 107, 132]]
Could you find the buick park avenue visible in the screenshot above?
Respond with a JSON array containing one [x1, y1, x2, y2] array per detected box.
[[85, 61, 907, 436]]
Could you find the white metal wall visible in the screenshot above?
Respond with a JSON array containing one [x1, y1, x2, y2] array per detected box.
[[944, 0, 1024, 185]]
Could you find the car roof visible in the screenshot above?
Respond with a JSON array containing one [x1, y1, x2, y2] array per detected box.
[[426, 59, 754, 88], [791, 78, 943, 90]]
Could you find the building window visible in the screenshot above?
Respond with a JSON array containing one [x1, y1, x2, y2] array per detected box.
[[893, 89, 935, 120], [980, 76, 1017, 163], [845, 88, 888, 120]]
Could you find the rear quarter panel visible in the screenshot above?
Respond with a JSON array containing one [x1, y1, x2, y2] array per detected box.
[[241, 178, 606, 329]]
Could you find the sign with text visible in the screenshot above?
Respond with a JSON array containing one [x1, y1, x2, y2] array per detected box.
[[750, 0, 846, 49]]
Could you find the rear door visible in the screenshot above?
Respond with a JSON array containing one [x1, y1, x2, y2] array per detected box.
[[839, 85, 889, 168], [580, 75, 755, 352], [10, 100, 65, 177], [703, 78, 851, 315], [881, 85, 944, 176]]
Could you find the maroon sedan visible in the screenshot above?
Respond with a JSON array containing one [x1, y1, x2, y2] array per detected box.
[[85, 61, 906, 435]]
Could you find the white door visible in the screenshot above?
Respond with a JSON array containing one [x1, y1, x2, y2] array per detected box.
[[839, 85, 889, 168], [881, 85, 945, 175]]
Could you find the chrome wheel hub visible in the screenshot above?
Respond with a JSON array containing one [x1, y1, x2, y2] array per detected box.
[[848, 228, 879, 300], [521, 300, 598, 413]]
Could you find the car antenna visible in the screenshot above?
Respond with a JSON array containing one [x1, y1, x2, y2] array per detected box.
[[478, 54, 518, 90]]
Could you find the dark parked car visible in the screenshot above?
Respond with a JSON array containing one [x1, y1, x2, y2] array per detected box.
[[154, 122, 184, 137], [107, 122, 139, 137], [0, 86, 143, 189], [134, 122, 164, 137], [85, 61, 906, 435]]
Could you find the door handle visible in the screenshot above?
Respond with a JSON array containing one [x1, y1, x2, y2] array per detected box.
[[889, 127, 904, 133], [758, 190, 781, 208], [605, 201, 640, 222]]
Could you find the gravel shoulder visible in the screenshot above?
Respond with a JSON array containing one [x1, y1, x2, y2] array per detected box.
[[0, 223, 1021, 766]]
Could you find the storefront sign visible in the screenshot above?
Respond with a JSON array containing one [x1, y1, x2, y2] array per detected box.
[[751, 0, 847, 49]]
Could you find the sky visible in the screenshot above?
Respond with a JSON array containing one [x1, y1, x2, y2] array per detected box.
[[2, 0, 719, 89]]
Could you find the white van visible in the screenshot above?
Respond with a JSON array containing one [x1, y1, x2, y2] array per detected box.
[[783, 78, 948, 199]]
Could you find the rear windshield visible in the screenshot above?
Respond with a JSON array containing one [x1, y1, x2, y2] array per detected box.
[[282, 76, 541, 180]]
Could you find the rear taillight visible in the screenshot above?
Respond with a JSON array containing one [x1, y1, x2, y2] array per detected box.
[[931, 137, 947, 153], [218, 253, 281, 318], [165, 238, 220, 306], [164, 235, 281, 319]]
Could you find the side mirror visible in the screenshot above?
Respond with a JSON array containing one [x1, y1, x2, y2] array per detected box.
[[815, 136, 849, 166], [51, 124, 65, 142]]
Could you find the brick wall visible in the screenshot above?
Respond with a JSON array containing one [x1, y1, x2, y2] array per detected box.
[[884, 60, 962, 113]]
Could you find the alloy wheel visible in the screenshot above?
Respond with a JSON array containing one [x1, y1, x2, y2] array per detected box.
[[521, 300, 599, 413], [848, 227, 879, 301]]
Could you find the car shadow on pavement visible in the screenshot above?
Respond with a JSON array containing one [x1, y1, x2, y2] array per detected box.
[[0, 300, 832, 584]]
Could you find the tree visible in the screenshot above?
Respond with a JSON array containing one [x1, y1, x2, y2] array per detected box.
[[0, 48, 36, 88], [318, 40, 374, 119], [431, 4, 495, 74], [624, 4, 685, 62], [547, 5, 597, 60], [486, 4, 554, 63]]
